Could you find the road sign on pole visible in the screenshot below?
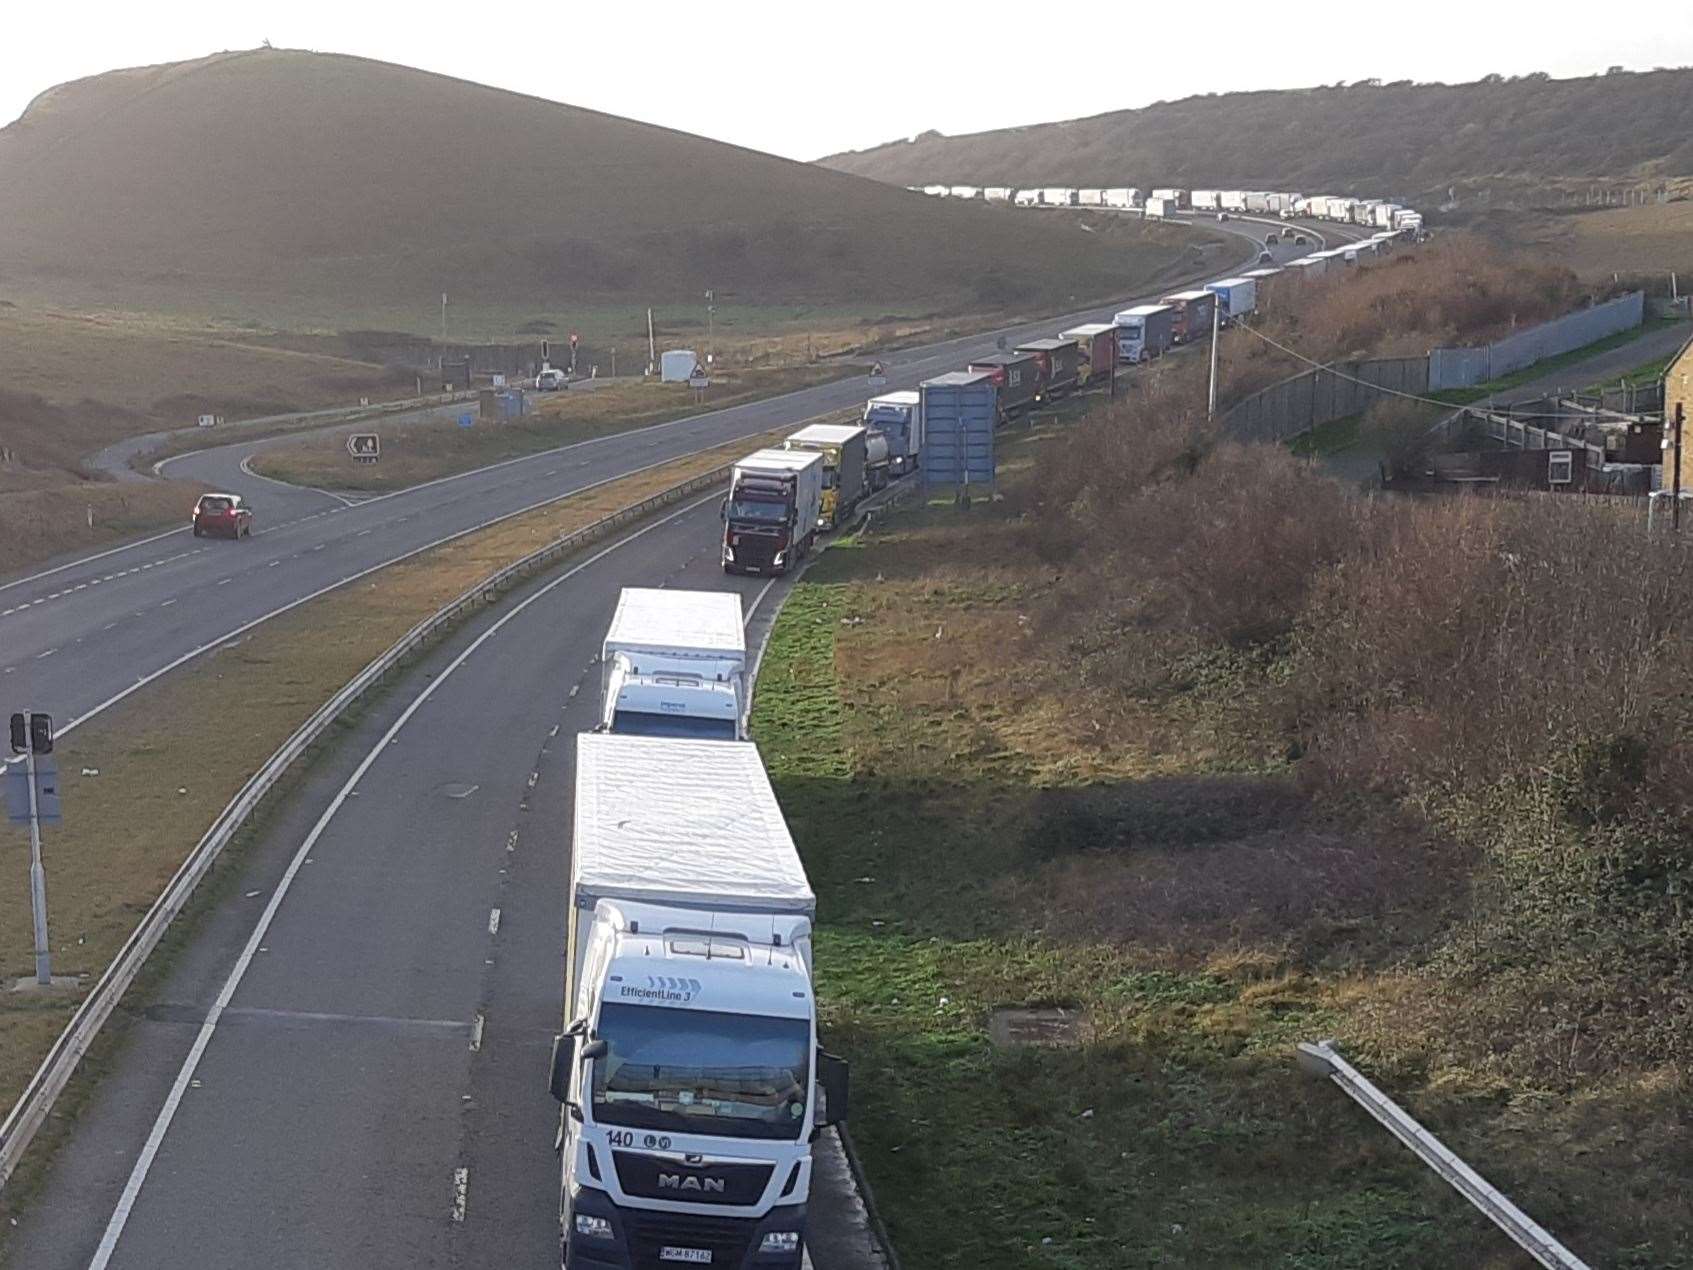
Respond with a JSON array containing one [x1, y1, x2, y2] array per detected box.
[[8, 711, 58, 985]]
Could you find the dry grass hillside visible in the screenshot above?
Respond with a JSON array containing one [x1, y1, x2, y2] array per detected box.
[[0, 48, 1183, 323], [822, 68, 1693, 204]]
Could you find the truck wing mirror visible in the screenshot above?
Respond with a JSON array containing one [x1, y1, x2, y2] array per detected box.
[[719, 498, 728, 522], [581, 1038, 608, 1061], [549, 1033, 576, 1103], [816, 1050, 850, 1126]]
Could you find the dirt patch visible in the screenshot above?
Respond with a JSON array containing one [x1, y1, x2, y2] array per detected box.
[[988, 1007, 1094, 1049]]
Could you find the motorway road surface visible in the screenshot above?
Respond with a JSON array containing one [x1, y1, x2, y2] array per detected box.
[[6, 493, 885, 1269], [0, 220, 1318, 741]]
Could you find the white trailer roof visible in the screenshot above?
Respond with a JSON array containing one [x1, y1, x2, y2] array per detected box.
[[574, 734, 815, 913], [1117, 303, 1172, 318], [867, 390, 919, 407], [736, 448, 823, 476], [788, 423, 867, 446], [1060, 322, 1117, 337], [604, 587, 745, 659]]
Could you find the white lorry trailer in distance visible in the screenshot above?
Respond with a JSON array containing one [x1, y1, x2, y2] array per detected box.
[[551, 734, 848, 1269], [599, 587, 746, 741]]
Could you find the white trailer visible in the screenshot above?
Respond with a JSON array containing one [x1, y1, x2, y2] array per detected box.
[[660, 349, 701, 382], [1041, 187, 1077, 206], [1144, 196, 1175, 219], [552, 734, 848, 1268], [983, 186, 1013, 201], [1191, 190, 1222, 211], [1102, 187, 1139, 208], [1013, 188, 1041, 207], [949, 185, 981, 199], [723, 449, 824, 575], [922, 184, 950, 197], [1150, 187, 1187, 207], [1077, 188, 1104, 206], [1221, 190, 1248, 212], [599, 588, 746, 741]]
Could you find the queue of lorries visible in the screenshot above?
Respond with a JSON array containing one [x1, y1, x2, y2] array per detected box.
[[547, 182, 1430, 1267], [552, 586, 844, 1268], [917, 181, 1425, 235]]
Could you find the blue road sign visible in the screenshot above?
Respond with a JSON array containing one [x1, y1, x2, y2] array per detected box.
[[458, 412, 475, 429], [6, 758, 61, 824]]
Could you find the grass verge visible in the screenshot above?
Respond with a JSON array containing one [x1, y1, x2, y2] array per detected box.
[[750, 415, 1681, 1267], [0, 426, 788, 1222], [245, 364, 858, 492]]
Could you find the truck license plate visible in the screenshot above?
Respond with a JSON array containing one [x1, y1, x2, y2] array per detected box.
[[660, 1249, 712, 1264]]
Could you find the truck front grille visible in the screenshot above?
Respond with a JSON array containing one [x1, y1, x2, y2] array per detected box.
[[624, 1209, 753, 1268]]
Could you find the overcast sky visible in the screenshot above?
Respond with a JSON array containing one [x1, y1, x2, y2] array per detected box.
[[5, 1, 1692, 161]]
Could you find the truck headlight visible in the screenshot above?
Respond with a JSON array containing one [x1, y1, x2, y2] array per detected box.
[[575, 1213, 614, 1241], [773, 550, 786, 566], [759, 1231, 800, 1254]]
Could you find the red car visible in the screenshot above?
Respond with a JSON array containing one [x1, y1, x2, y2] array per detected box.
[[192, 492, 253, 539]]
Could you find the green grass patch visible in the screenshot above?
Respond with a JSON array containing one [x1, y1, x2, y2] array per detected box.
[[1288, 413, 1362, 457], [750, 511, 1494, 1267]]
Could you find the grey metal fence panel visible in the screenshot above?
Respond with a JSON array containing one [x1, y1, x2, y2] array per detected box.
[[1220, 357, 1429, 445], [1428, 292, 1645, 391]]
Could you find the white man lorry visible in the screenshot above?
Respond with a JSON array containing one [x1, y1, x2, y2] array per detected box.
[[551, 733, 849, 1270], [599, 588, 746, 741]]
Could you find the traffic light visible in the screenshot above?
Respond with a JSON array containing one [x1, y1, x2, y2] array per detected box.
[[9, 712, 52, 755]]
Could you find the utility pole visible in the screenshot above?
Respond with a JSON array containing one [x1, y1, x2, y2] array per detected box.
[[441, 293, 448, 344], [705, 290, 716, 366], [1675, 402, 1685, 533], [610, 347, 616, 379], [1207, 298, 1222, 419]]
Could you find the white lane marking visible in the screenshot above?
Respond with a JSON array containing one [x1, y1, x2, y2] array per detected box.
[[36, 648, 57, 659], [235, 454, 358, 508], [487, 908, 502, 936], [217, 577, 233, 586], [469, 1013, 485, 1053], [451, 1168, 469, 1223], [743, 576, 778, 622], [160, 599, 176, 608], [83, 496, 717, 1266], [0, 524, 189, 596]]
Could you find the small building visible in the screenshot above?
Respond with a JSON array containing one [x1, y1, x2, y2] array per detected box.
[[1664, 331, 1693, 491]]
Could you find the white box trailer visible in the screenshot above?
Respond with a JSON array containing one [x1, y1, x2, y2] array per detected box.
[[949, 185, 981, 199], [660, 349, 701, 382], [1077, 188, 1104, 206], [984, 186, 1013, 201], [599, 588, 747, 741], [1245, 192, 1272, 213], [1041, 187, 1077, 206], [922, 184, 950, 197], [1150, 188, 1186, 206], [1144, 196, 1175, 219], [553, 734, 848, 1267], [1102, 187, 1138, 208], [1191, 190, 1221, 210], [1221, 190, 1248, 212], [1013, 188, 1041, 207]]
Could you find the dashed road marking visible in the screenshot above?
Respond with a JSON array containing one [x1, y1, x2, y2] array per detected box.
[[451, 1168, 469, 1223], [470, 1014, 485, 1053], [487, 908, 502, 936], [36, 648, 57, 659]]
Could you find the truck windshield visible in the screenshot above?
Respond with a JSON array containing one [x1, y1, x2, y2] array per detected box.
[[593, 1004, 810, 1141], [610, 711, 738, 740], [727, 499, 788, 524]]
